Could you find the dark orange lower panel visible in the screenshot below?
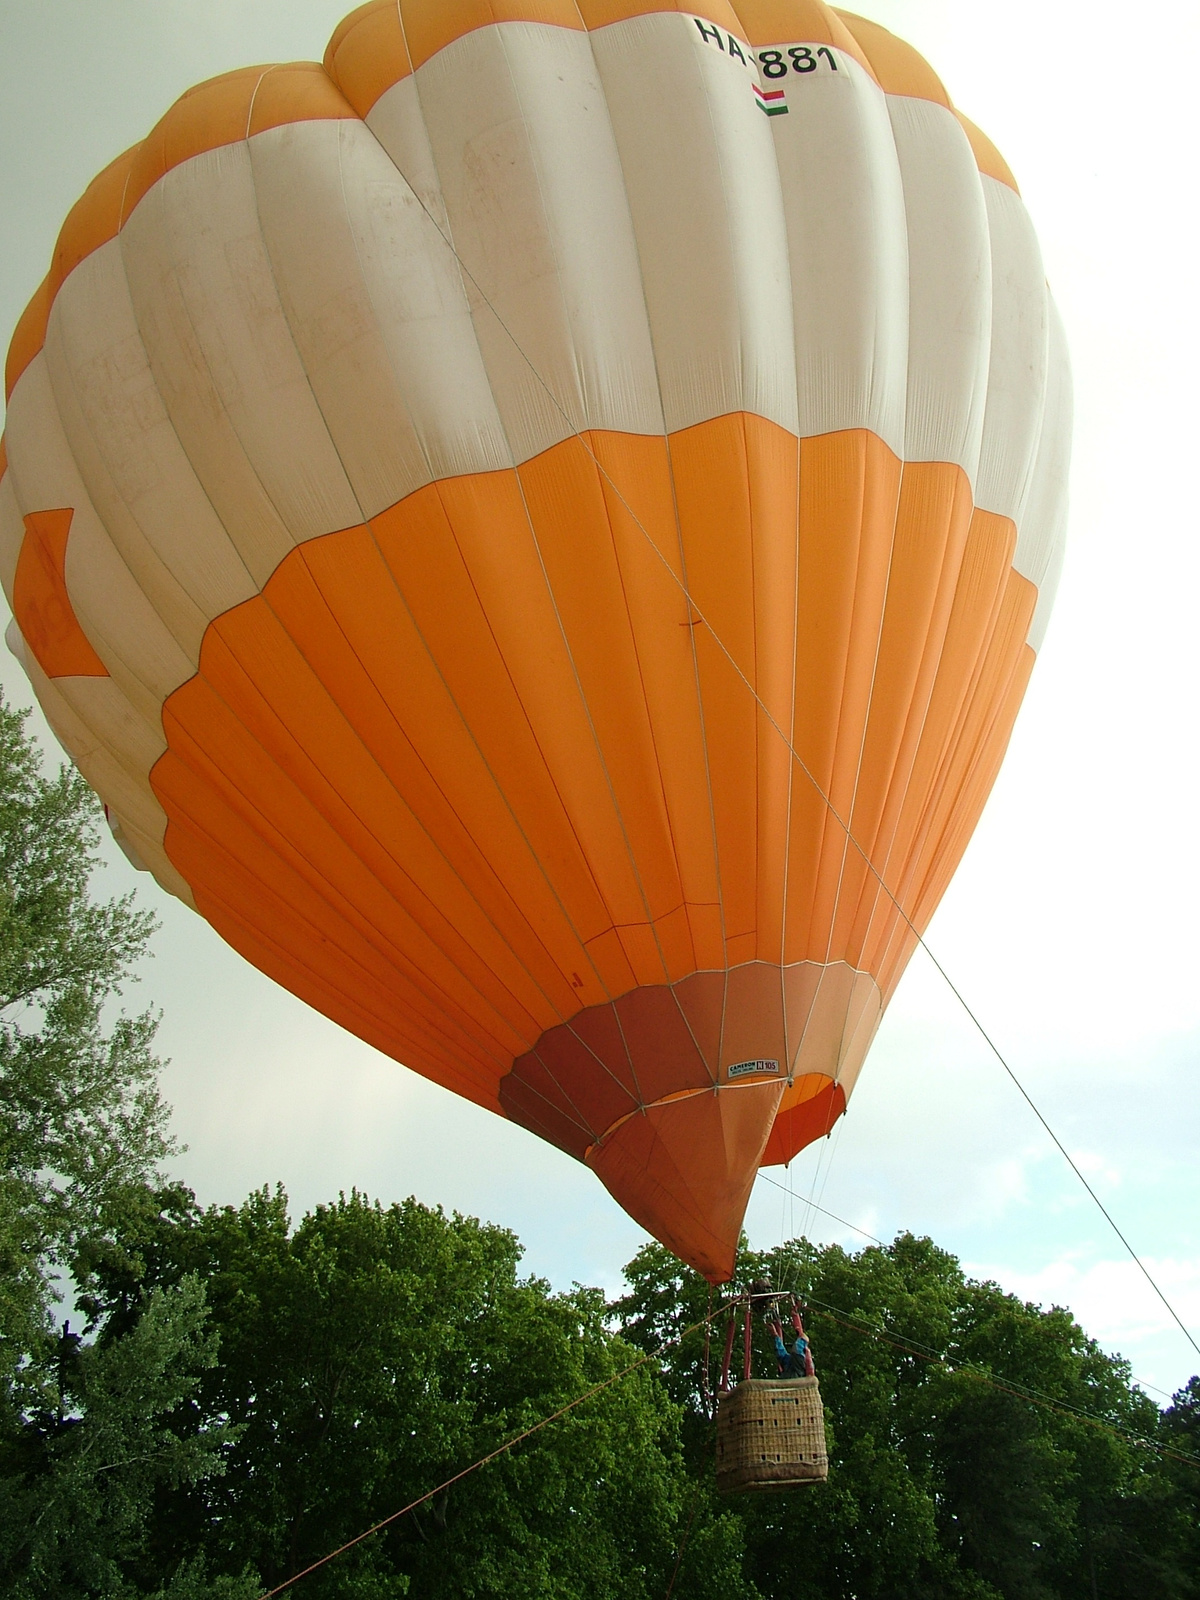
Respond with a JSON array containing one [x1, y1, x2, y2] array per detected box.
[[587, 1078, 786, 1284], [500, 960, 868, 1279], [760, 1081, 846, 1169]]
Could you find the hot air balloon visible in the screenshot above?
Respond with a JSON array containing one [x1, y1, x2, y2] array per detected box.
[[0, 0, 1069, 1284]]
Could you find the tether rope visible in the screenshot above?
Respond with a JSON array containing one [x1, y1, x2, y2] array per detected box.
[[756, 1166, 1185, 1406], [260, 1299, 732, 1597]]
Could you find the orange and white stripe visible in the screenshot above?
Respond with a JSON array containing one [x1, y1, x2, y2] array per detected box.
[[0, 0, 1070, 1281]]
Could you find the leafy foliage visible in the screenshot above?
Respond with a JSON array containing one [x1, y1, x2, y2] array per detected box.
[[79, 1186, 753, 1600], [613, 1234, 1200, 1598], [0, 697, 240, 1599], [0, 1275, 247, 1600], [0, 696, 165, 1406]]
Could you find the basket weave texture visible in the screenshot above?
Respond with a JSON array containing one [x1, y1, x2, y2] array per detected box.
[[715, 1377, 829, 1493]]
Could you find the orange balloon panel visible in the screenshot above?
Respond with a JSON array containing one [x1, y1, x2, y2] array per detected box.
[[0, 0, 1069, 1280]]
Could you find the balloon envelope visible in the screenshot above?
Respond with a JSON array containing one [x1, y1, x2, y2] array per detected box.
[[1, 0, 1069, 1281]]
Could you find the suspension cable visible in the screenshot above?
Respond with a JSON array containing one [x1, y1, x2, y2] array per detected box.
[[801, 1291, 1200, 1470], [756, 1168, 886, 1245]]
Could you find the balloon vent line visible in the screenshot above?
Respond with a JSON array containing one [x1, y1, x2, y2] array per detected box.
[[381, 153, 1198, 1365]]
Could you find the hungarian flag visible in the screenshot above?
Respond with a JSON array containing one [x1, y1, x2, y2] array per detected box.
[[753, 83, 788, 116]]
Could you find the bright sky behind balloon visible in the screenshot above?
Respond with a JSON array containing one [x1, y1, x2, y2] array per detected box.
[[1, 0, 1197, 1399]]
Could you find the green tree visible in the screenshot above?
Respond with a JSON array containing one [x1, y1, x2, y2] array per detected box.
[[81, 1185, 756, 1600], [612, 1231, 1199, 1599], [0, 695, 243, 1598], [0, 695, 162, 1396], [0, 1274, 245, 1599]]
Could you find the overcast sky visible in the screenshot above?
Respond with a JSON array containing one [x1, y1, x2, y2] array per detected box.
[[2, 0, 1197, 1399]]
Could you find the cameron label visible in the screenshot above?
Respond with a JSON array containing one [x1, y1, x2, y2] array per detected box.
[[727, 1058, 780, 1079]]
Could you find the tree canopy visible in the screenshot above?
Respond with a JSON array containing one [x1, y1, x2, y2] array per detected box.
[[79, 1184, 753, 1600], [615, 1235, 1200, 1598], [0, 696, 163, 1390], [0, 696, 242, 1597]]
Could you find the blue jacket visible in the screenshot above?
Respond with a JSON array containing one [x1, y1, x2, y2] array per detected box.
[[772, 1332, 810, 1377]]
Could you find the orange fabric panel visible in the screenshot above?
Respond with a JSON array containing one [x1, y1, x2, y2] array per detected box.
[[872, 572, 1037, 1002], [143, 416, 1044, 1276], [398, 0, 584, 70], [247, 60, 359, 134], [914, 648, 1035, 934], [957, 111, 1019, 193], [124, 63, 357, 220], [720, 961, 788, 1081], [503, 971, 734, 1160], [760, 1076, 844, 1167], [667, 414, 801, 965], [266, 533, 587, 1022], [154, 720, 518, 1095], [901, 589, 1036, 950], [587, 1076, 785, 1283], [426, 463, 664, 981], [189, 869, 504, 1113], [325, 0, 382, 57], [575, 0, 750, 44], [323, 1, 414, 116], [871, 649, 1033, 1012], [327, 500, 615, 1008], [772, 1068, 831, 1120], [517, 432, 712, 982], [848, 508, 1015, 973], [155, 440, 751, 1072], [372, 470, 638, 996], [832, 9, 951, 106], [161, 589, 551, 1063], [725, 0, 873, 74], [501, 955, 869, 1190], [783, 430, 901, 965], [816, 461, 973, 965], [615, 980, 717, 1107], [13, 510, 108, 678], [505, 1024, 640, 1158]]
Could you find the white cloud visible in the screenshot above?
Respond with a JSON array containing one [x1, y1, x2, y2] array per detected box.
[[964, 1252, 1200, 1399]]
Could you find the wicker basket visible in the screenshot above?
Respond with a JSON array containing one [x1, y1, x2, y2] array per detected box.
[[715, 1377, 829, 1493]]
